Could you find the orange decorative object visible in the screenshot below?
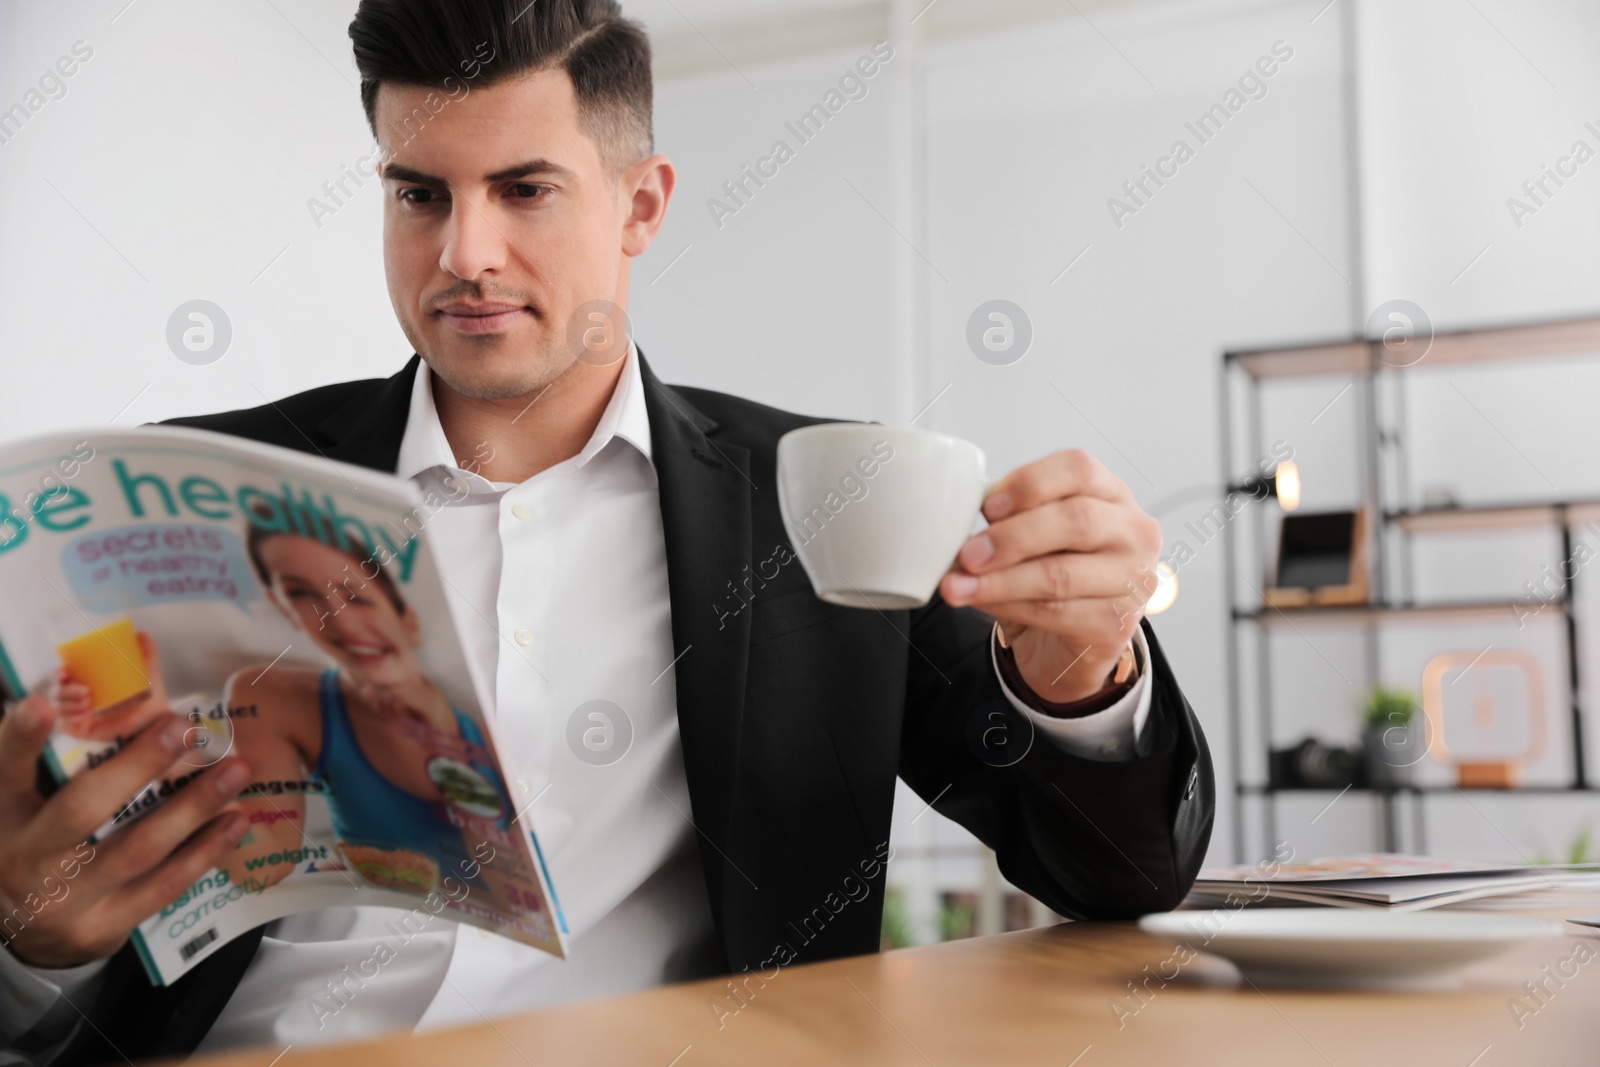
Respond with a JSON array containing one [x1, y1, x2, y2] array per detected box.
[[1421, 649, 1546, 789], [56, 619, 150, 714], [1456, 762, 1518, 789]]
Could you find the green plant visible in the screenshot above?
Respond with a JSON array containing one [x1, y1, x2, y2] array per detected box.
[[877, 889, 993, 947], [938, 900, 975, 942], [1570, 825, 1596, 865], [1530, 825, 1598, 867], [880, 888, 913, 950], [1362, 685, 1417, 729]]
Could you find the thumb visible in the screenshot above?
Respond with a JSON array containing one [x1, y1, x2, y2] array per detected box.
[[0, 696, 57, 798], [135, 630, 160, 675]]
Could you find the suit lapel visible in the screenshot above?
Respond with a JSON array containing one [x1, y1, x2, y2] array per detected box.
[[637, 352, 753, 942], [314, 353, 421, 471]]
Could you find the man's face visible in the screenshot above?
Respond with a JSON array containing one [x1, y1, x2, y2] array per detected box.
[[374, 69, 633, 400]]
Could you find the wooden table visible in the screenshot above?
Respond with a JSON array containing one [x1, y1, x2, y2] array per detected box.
[[190, 906, 1600, 1066]]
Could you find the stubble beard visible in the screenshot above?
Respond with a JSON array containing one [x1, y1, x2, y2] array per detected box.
[[423, 333, 574, 403]]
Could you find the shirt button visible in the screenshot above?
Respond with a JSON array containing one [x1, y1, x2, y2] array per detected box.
[[511, 503, 530, 520], [514, 629, 533, 646]]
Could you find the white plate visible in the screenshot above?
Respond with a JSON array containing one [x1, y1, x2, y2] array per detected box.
[[1138, 908, 1564, 990]]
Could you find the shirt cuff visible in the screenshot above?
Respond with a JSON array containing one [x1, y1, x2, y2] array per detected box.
[[0, 942, 108, 1052], [990, 624, 1153, 762]]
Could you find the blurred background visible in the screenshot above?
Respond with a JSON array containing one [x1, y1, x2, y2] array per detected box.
[[3, 0, 1600, 947]]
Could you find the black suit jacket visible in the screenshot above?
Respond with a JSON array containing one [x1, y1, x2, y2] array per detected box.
[[58, 351, 1213, 1064]]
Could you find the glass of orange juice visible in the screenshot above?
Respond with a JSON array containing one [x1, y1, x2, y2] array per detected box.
[[56, 618, 151, 715]]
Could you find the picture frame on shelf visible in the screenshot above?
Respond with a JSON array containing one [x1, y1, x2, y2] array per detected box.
[[1264, 508, 1369, 608]]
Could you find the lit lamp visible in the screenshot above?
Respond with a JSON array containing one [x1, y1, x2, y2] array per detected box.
[[1142, 460, 1302, 614], [1271, 460, 1301, 512], [1146, 562, 1179, 615], [1233, 460, 1300, 513], [1421, 649, 1546, 788]]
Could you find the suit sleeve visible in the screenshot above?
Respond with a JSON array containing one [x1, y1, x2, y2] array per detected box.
[[896, 595, 1214, 919], [0, 946, 107, 1066], [994, 623, 1152, 761]]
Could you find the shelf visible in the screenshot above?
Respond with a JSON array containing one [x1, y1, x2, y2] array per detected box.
[[1227, 312, 1600, 380], [1239, 783, 1594, 795], [1232, 600, 1561, 626], [1220, 312, 1600, 859], [1388, 499, 1600, 533]]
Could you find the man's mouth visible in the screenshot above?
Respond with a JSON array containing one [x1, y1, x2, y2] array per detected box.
[[435, 301, 531, 335]]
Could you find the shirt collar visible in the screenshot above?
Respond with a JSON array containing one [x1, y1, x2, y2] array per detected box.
[[395, 340, 653, 492]]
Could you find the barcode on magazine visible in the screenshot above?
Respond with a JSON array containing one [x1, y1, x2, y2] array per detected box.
[[179, 928, 218, 962]]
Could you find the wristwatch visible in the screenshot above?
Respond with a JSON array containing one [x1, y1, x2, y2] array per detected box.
[[993, 624, 1141, 719]]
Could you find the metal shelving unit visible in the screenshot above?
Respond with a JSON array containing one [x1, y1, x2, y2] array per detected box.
[[1219, 314, 1600, 863]]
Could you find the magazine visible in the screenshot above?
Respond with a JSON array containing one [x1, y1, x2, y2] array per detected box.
[[0, 426, 567, 984], [1196, 853, 1527, 883], [1186, 853, 1551, 911]]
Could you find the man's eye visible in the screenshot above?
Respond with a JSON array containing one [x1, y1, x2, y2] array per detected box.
[[510, 184, 549, 200], [398, 187, 442, 206]]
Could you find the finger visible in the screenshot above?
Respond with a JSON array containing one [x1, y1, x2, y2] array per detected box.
[[137, 632, 164, 692], [33, 715, 197, 847], [0, 696, 57, 797], [105, 810, 251, 935], [985, 449, 1131, 521], [944, 551, 1137, 607], [983, 596, 1146, 643], [959, 497, 1126, 574], [57, 685, 92, 713], [92, 757, 252, 887], [96, 690, 152, 723], [59, 708, 96, 730]]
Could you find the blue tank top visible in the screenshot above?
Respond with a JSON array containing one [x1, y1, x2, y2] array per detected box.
[[310, 669, 509, 892]]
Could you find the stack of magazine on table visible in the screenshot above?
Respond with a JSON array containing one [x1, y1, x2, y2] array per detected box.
[[1187, 853, 1600, 911], [0, 427, 567, 985]]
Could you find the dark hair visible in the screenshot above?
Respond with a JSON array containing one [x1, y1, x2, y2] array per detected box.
[[244, 499, 407, 616], [349, 0, 654, 176]]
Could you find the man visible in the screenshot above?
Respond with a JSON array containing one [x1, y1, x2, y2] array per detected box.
[[0, 0, 1213, 1062]]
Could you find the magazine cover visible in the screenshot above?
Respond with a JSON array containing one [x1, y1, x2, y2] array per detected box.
[[1195, 853, 1526, 884], [0, 426, 566, 984]]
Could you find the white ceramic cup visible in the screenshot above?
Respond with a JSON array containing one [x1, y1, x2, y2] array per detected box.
[[776, 423, 988, 609]]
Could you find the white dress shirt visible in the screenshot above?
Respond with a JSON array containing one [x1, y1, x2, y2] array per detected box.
[[0, 342, 1149, 1061]]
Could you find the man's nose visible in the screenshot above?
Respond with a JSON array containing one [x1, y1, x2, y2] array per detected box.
[[439, 196, 507, 280]]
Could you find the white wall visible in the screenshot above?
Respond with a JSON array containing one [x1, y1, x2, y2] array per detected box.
[[0, 0, 409, 429], [628, 40, 911, 422]]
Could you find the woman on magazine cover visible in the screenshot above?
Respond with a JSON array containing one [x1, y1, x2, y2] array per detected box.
[[54, 503, 519, 906], [221, 501, 516, 900]]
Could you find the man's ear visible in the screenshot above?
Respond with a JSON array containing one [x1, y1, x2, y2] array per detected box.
[[620, 154, 676, 258]]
